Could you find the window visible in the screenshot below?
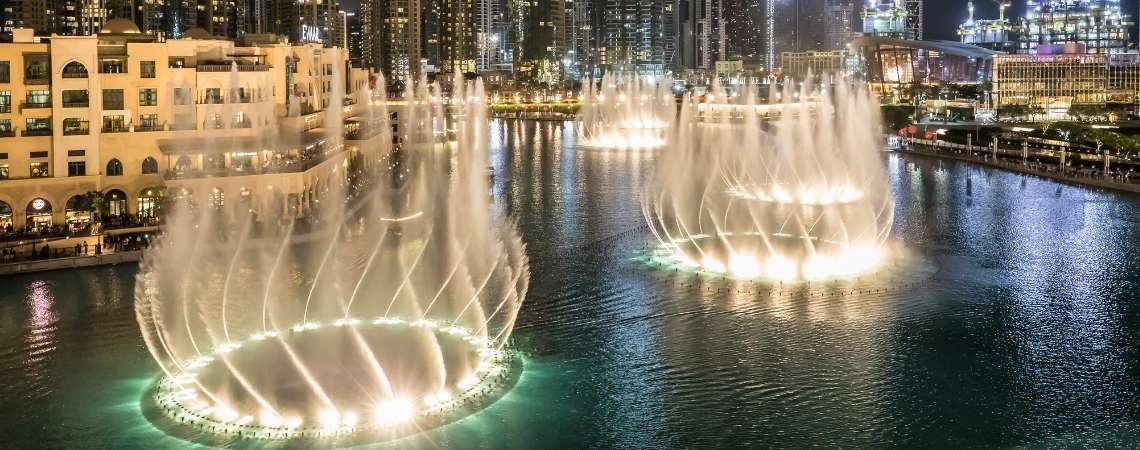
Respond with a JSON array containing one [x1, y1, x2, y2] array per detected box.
[[103, 89, 124, 110], [23, 57, 49, 82], [99, 59, 126, 74], [139, 114, 159, 130], [204, 88, 223, 104], [0, 91, 9, 113], [61, 61, 88, 78], [233, 111, 249, 128], [174, 88, 191, 105], [139, 88, 157, 106], [25, 118, 50, 135], [0, 119, 10, 136], [67, 161, 86, 177], [30, 161, 49, 177], [30, 151, 48, 158], [62, 118, 89, 135], [0, 61, 9, 83], [0, 164, 7, 179], [106, 158, 123, 176], [208, 113, 223, 129], [25, 90, 49, 107], [102, 115, 126, 132], [67, 149, 85, 157], [169, 57, 185, 68], [61, 89, 88, 107], [140, 61, 156, 78], [141, 157, 158, 174]]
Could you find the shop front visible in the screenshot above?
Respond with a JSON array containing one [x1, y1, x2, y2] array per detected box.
[[26, 198, 53, 232], [64, 195, 93, 232]]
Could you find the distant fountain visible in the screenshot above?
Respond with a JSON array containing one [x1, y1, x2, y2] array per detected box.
[[135, 73, 529, 441], [643, 80, 894, 280], [576, 73, 675, 149]]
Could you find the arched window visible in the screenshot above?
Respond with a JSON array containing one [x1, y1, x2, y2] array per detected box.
[[62, 61, 88, 78], [106, 158, 123, 176], [104, 189, 128, 217], [141, 157, 158, 174]]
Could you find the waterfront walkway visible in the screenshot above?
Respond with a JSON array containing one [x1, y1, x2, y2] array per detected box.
[[0, 227, 155, 276], [901, 139, 1140, 195]]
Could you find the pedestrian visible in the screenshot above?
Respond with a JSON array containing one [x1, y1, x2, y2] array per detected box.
[[95, 243, 101, 255], [75, 243, 81, 256], [40, 244, 49, 259], [83, 241, 89, 255]]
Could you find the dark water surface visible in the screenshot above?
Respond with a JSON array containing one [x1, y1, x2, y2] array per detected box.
[[3, 120, 1140, 448]]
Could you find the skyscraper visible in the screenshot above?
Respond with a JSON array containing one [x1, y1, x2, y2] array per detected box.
[[681, 0, 723, 70], [767, 0, 827, 69], [824, 0, 859, 51], [596, 0, 674, 74], [1022, 0, 1131, 54], [362, 0, 422, 82], [903, 0, 921, 40]]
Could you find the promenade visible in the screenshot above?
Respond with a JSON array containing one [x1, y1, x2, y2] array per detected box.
[[901, 138, 1140, 195], [0, 227, 155, 276]]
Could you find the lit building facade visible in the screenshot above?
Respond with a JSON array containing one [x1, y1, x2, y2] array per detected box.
[[0, 26, 378, 232], [849, 36, 997, 93], [993, 48, 1140, 118], [781, 50, 846, 79], [1021, 0, 1132, 55], [362, 0, 422, 82], [957, 1, 1022, 53], [824, 0, 860, 51]]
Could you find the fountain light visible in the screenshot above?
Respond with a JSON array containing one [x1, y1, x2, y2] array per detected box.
[[260, 410, 283, 427], [319, 409, 341, 429], [374, 399, 414, 425], [728, 254, 762, 278]]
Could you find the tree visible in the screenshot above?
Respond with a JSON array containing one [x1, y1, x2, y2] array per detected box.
[[1068, 104, 1102, 122], [999, 104, 1028, 122]]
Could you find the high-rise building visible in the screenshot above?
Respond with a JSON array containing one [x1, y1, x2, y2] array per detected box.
[[717, 0, 765, 67], [903, 0, 921, 40], [346, 10, 362, 63], [362, 0, 421, 82], [824, 0, 859, 51], [958, 1, 1021, 53], [596, 0, 674, 74], [862, 0, 910, 39], [767, 0, 827, 70], [441, 0, 477, 73], [512, 0, 565, 83], [1021, 0, 1131, 55], [681, 0, 724, 70]]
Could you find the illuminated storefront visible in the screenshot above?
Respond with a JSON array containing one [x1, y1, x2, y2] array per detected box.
[[26, 198, 53, 232], [849, 37, 997, 93]]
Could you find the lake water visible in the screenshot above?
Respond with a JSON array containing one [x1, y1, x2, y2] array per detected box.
[[2, 120, 1140, 448]]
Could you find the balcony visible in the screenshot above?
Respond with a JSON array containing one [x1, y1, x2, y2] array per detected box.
[[63, 128, 89, 136], [233, 120, 252, 129], [23, 101, 50, 109], [135, 123, 165, 132], [101, 126, 129, 133], [24, 78, 49, 85], [61, 72, 88, 79], [63, 101, 89, 108], [0, 105, 9, 113], [0, 130, 15, 137], [23, 129, 51, 137], [197, 64, 270, 73]]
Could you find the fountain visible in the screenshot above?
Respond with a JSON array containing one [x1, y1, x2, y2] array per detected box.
[[576, 73, 675, 149], [643, 80, 894, 280], [134, 73, 529, 442]]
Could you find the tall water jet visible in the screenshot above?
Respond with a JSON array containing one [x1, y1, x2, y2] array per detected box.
[[135, 73, 528, 442], [643, 80, 894, 280], [576, 73, 675, 149]]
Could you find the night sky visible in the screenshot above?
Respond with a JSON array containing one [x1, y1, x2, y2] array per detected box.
[[925, 0, 1140, 41]]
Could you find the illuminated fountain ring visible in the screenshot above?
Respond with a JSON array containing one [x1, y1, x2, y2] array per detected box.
[[577, 120, 669, 149], [647, 232, 888, 281], [149, 316, 520, 441]]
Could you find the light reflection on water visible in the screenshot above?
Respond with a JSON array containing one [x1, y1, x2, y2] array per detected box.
[[0, 121, 1139, 448]]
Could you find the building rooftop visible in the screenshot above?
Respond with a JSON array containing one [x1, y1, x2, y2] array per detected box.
[[852, 36, 1003, 59]]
